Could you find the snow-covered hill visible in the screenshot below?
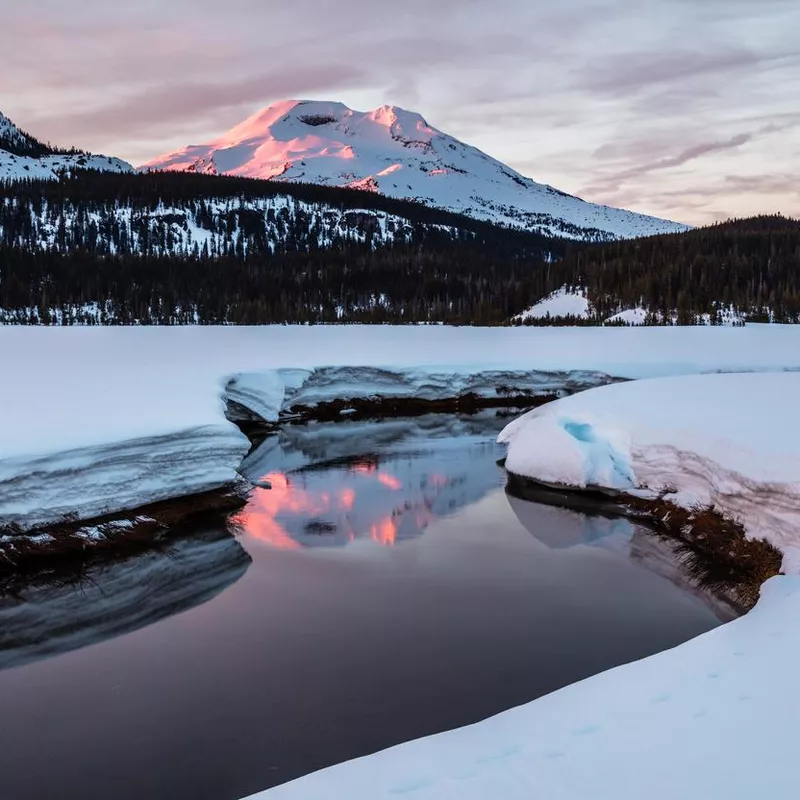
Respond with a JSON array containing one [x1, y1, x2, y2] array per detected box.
[[0, 112, 39, 155], [514, 286, 748, 326], [0, 150, 134, 182], [142, 100, 688, 241], [0, 192, 469, 261], [0, 111, 132, 181], [516, 286, 593, 321]]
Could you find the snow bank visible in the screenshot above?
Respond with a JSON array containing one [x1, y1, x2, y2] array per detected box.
[[227, 365, 619, 422], [3, 325, 800, 528], [243, 575, 800, 800], [0, 426, 248, 529], [499, 372, 800, 570]]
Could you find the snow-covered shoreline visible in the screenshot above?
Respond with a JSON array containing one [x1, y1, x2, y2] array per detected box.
[[3, 324, 800, 531], [239, 359, 800, 800], [498, 373, 800, 573]]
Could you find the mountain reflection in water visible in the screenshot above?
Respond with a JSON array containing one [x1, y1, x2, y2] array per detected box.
[[0, 411, 738, 682], [234, 417, 505, 551]]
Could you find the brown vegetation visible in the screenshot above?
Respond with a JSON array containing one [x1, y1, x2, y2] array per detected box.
[[504, 471, 782, 611], [0, 484, 247, 574], [285, 391, 557, 423]]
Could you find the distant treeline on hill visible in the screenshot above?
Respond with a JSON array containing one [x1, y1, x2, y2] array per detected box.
[[0, 170, 798, 325], [0, 170, 567, 243], [0, 124, 85, 159], [0, 172, 562, 325], [550, 215, 800, 324]]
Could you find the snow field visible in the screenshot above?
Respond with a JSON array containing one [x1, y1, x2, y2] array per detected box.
[[515, 286, 591, 321]]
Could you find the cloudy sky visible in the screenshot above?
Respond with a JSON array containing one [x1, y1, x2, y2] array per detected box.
[[1, 0, 797, 225]]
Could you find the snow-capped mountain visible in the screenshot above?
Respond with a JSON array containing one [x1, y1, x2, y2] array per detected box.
[[142, 100, 688, 241], [0, 111, 132, 181]]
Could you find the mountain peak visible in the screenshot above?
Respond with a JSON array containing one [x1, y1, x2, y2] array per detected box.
[[221, 99, 351, 144], [212, 100, 433, 146], [141, 99, 688, 241]]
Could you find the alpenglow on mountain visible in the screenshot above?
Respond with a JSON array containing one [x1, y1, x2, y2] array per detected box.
[[0, 111, 132, 181], [141, 100, 688, 241]]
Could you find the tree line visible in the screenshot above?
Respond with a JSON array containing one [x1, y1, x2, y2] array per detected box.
[[0, 171, 562, 324], [1, 169, 798, 325], [549, 216, 800, 324]]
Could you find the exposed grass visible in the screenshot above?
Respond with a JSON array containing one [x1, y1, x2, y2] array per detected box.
[[625, 497, 782, 610], [0, 484, 248, 574], [231, 393, 553, 442]]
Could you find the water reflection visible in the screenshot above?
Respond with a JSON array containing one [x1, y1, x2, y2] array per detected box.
[[233, 440, 503, 550], [507, 491, 739, 622], [507, 493, 634, 551], [241, 412, 511, 478], [0, 414, 730, 800], [0, 528, 251, 672], [234, 413, 738, 622], [1, 410, 738, 683]]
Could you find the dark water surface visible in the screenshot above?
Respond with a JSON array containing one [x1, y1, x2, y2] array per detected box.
[[0, 414, 728, 800]]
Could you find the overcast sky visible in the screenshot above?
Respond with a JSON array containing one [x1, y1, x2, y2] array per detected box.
[[1, 0, 797, 225]]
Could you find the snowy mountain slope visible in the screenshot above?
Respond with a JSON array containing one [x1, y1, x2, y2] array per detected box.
[[142, 100, 688, 241], [0, 110, 132, 181], [0, 112, 42, 156], [0, 150, 133, 181], [0, 191, 469, 261]]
